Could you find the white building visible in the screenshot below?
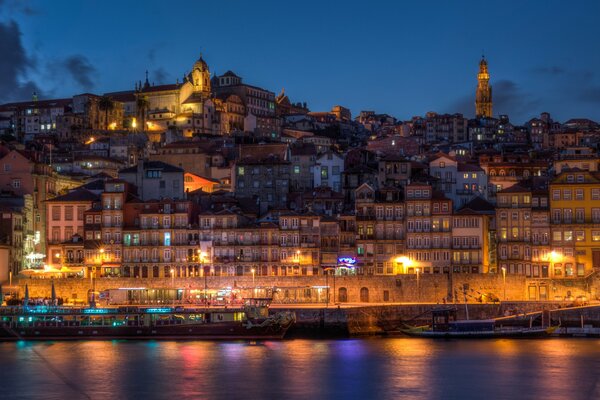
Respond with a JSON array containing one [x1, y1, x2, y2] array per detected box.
[[314, 151, 344, 193]]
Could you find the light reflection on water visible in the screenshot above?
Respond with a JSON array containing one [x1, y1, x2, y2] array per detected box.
[[0, 339, 598, 400]]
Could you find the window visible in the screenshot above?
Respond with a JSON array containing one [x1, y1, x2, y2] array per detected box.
[[564, 231, 573, 242], [553, 231, 562, 242], [563, 190, 572, 200], [576, 231, 585, 241], [552, 190, 560, 200], [146, 170, 161, 178], [321, 167, 328, 179], [12, 179, 20, 188], [238, 166, 245, 176], [593, 231, 600, 242], [52, 206, 60, 221], [575, 189, 584, 200], [592, 189, 600, 200], [294, 166, 300, 174], [592, 209, 600, 223], [576, 209, 585, 223], [164, 232, 171, 246], [64, 206, 73, 221]]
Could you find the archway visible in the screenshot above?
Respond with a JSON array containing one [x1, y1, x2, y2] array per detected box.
[[360, 287, 369, 302], [338, 287, 348, 302]]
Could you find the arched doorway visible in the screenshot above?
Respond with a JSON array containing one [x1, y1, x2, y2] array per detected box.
[[338, 287, 348, 302], [360, 287, 369, 302]]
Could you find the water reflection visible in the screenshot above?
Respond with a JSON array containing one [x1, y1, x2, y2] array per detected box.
[[0, 339, 598, 400]]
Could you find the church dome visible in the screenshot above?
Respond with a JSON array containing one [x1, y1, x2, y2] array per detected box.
[[193, 55, 209, 72]]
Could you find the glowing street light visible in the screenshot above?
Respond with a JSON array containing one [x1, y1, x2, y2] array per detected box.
[[501, 267, 507, 300], [416, 268, 421, 301], [170, 268, 175, 306]]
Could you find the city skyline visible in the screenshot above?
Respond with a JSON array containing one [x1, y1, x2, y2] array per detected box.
[[1, 0, 600, 123]]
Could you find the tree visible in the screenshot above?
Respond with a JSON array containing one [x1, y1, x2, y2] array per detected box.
[[136, 95, 149, 132], [98, 96, 115, 130]]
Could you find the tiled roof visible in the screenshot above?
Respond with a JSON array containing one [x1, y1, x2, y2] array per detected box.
[[455, 196, 495, 214], [46, 188, 99, 203], [119, 161, 184, 174]]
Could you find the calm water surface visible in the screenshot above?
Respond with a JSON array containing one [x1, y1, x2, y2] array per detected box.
[[0, 338, 598, 400]]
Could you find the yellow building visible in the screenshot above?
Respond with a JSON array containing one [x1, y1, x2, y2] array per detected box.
[[549, 170, 600, 277]]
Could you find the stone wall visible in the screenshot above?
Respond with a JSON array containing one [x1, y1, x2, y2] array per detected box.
[[13, 273, 599, 304]]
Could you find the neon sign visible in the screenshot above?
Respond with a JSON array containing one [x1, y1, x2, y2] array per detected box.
[[338, 257, 357, 265]]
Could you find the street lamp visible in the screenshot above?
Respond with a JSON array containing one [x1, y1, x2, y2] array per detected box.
[[501, 267, 507, 301], [416, 268, 421, 302], [170, 268, 175, 306], [251, 268, 256, 298]]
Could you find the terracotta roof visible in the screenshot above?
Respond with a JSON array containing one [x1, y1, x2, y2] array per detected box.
[[46, 188, 99, 202], [457, 163, 484, 172], [119, 161, 184, 174], [238, 143, 288, 163], [455, 196, 495, 215], [497, 184, 530, 194]]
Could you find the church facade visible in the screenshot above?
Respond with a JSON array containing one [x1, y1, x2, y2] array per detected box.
[[123, 56, 268, 137]]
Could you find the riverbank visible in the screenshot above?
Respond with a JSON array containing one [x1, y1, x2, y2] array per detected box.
[[273, 302, 600, 338]]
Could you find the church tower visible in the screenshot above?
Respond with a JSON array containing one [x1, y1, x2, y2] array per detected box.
[[475, 56, 492, 118], [189, 54, 211, 95]]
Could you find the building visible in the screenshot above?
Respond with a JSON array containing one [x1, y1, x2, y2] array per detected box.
[[314, 151, 344, 192], [290, 142, 317, 192], [429, 153, 487, 209], [475, 56, 492, 118], [403, 183, 452, 274], [45, 188, 99, 269], [496, 185, 534, 277], [452, 197, 496, 274], [355, 184, 405, 275], [119, 161, 185, 201], [233, 144, 291, 214], [549, 170, 600, 278]]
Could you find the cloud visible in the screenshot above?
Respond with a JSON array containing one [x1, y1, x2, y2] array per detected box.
[[62, 55, 95, 90], [445, 79, 541, 123], [579, 87, 600, 103], [0, 19, 43, 103], [531, 66, 565, 75], [153, 67, 170, 85]]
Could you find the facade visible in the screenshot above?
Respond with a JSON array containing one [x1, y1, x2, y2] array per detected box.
[[549, 170, 600, 278], [119, 161, 185, 201], [45, 188, 99, 269], [452, 197, 496, 274], [314, 151, 344, 192], [404, 183, 453, 274], [355, 184, 405, 275], [233, 144, 291, 213], [429, 153, 487, 209]]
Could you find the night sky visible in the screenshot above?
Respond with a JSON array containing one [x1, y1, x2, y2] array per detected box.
[[1, 0, 599, 124]]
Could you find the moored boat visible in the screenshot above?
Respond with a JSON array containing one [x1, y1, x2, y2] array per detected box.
[[399, 308, 557, 339], [0, 298, 295, 341]]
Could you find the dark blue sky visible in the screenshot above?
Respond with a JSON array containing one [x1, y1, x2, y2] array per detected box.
[[1, 0, 600, 124]]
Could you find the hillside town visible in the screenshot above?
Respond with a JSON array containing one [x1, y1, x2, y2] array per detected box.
[[1, 54, 600, 303]]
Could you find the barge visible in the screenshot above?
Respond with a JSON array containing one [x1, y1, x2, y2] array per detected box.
[[0, 299, 295, 340]]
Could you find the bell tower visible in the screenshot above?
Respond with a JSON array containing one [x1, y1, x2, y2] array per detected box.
[[475, 56, 493, 118], [190, 54, 211, 95]]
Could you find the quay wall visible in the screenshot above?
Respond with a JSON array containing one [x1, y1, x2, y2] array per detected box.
[[12, 273, 599, 305]]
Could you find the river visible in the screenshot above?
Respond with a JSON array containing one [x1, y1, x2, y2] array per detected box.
[[0, 338, 598, 400]]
